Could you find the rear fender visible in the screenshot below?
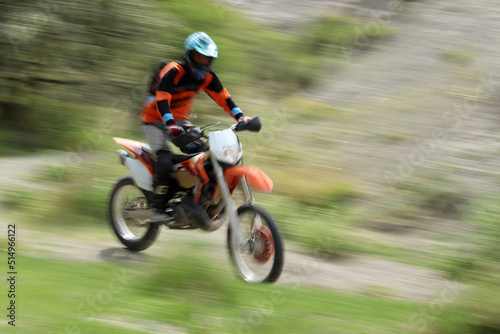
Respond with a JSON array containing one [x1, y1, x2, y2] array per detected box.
[[223, 165, 273, 193], [113, 137, 154, 175], [124, 157, 153, 191]]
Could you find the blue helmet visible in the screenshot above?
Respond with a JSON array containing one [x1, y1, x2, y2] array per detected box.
[[183, 32, 218, 71]]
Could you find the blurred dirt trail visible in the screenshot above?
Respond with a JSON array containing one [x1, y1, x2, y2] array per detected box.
[[17, 209, 454, 303], [305, 0, 500, 192], [1, 154, 453, 303], [0, 155, 63, 190]]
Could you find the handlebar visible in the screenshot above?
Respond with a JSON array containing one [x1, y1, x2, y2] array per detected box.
[[170, 127, 203, 147], [234, 116, 262, 132], [170, 116, 262, 148]]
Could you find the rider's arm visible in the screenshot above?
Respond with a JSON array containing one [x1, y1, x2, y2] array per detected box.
[[203, 72, 243, 121], [156, 65, 183, 126]]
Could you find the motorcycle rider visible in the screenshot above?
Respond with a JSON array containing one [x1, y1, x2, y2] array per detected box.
[[140, 32, 251, 222]]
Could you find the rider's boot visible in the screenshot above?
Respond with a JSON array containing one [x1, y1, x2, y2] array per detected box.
[[150, 150, 173, 222], [150, 184, 172, 222]]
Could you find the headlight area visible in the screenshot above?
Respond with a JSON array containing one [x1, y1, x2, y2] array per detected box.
[[223, 145, 241, 164]]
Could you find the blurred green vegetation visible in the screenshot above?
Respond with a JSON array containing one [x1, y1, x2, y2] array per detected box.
[[3, 252, 420, 334], [0, 0, 389, 153], [427, 201, 500, 334], [441, 49, 475, 66]]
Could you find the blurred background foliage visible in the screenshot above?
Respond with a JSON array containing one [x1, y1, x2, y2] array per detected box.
[[1, 0, 171, 151], [0, 0, 388, 152]]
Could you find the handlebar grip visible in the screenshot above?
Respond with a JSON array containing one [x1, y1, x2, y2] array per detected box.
[[171, 128, 203, 147], [235, 116, 262, 132]]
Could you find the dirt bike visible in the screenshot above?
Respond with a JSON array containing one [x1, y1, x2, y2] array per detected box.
[[108, 117, 284, 283]]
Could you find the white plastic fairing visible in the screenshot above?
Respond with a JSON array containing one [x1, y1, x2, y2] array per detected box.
[[208, 129, 243, 164], [124, 157, 153, 191]]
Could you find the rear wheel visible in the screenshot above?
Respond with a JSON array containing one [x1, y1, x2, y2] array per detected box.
[[227, 205, 284, 283], [108, 176, 160, 251]]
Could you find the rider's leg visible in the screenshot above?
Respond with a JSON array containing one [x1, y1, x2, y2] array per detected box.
[[151, 149, 172, 220], [143, 125, 173, 221]]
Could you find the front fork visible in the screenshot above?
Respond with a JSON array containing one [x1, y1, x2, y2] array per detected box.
[[239, 174, 254, 205], [211, 155, 246, 244]]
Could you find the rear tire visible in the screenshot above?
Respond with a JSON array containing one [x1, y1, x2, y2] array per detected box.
[[108, 176, 160, 251], [227, 205, 284, 283]]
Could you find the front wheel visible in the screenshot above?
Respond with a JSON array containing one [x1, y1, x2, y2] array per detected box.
[[227, 205, 284, 283], [108, 176, 160, 251]]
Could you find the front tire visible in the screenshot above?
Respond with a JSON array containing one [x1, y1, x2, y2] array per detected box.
[[108, 176, 160, 251], [227, 205, 284, 283]]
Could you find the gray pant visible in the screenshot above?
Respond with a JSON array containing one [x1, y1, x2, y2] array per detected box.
[[143, 125, 171, 155]]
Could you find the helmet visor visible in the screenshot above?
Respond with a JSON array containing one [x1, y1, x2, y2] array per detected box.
[[187, 51, 214, 71]]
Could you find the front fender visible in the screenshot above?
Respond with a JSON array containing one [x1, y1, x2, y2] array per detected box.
[[223, 165, 273, 193]]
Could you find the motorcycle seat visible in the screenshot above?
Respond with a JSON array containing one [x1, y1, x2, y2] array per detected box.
[[141, 145, 200, 164]]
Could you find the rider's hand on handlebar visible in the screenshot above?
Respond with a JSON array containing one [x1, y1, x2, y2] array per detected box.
[[178, 120, 194, 131], [168, 124, 185, 138], [238, 116, 252, 125]]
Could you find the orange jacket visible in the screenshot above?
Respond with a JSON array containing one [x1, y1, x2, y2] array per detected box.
[[140, 61, 240, 128]]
